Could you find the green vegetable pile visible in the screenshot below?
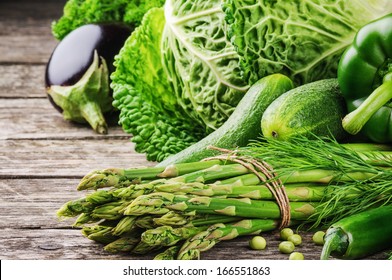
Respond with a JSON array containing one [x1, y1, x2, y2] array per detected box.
[[57, 138, 392, 259], [52, 0, 392, 161], [53, 0, 392, 260]]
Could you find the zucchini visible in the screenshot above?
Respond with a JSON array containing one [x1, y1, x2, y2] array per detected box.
[[156, 74, 294, 166], [261, 79, 348, 141], [321, 205, 392, 259]]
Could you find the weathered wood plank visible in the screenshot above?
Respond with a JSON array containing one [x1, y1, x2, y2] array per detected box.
[[0, 178, 81, 229], [0, 2, 60, 63], [0, 65, 46, 98], [0, 228, 154, 260], [0, 138, 154, 177], [0, 1, 65, 36], [0, 35, 57, 64], [0, 98, 126, 139], [0, 227, 387, 260], [0, 228, 324, 260]]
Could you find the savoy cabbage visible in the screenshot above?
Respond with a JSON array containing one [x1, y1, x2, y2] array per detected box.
[[112, 1, 249, 162], [162, 0, 249, 131], [223, 0, 392, 85], [111, 8, 205, 162]]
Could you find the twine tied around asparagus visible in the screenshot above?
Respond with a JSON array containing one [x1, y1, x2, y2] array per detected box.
[[204, 146, 291, 229]]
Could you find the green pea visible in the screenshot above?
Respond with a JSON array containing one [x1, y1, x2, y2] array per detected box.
[[249, 236, 267, 250], [288, 234, 302, 245], [280, 228, 294, 240], [312, 231, 325, 245], [289, 252, 304, 260], [279, 241, 295, 254]]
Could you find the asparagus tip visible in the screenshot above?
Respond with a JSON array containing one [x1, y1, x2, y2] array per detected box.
[[77, 168, 125, 190]]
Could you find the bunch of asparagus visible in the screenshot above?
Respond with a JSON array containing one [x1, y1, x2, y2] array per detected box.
[[57, 138, 392, 259]]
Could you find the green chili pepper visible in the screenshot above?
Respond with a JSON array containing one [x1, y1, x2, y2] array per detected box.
[[338, 14, 392, 143], [320, 205, 392, 260]]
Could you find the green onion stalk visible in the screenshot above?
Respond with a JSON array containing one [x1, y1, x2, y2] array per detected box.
[[56, 137, 392, 259]]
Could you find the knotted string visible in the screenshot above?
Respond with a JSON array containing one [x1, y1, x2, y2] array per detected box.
[[203, 146, 291, 229]]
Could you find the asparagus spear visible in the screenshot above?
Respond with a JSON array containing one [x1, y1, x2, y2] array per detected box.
[[57, 198, 95, 217], [104, 235, 141, 253], [152, 211, 241, 227], [91, 201, 130, 220], [73, 213, 100, 227], [215, 173, 261, 186], [77, 160, 222, 190], [177, 219, 279, 260], [134, 215, 156, 229], [81, 225, 118, 244], [156, 182, 329, 201], [141, 225, 208, 247], [125, 192, 318, 220], [153, 245, 182, 260], [111, 216, 138, 236], [132, 241, 162, 255], [146, 215, 244, 245]]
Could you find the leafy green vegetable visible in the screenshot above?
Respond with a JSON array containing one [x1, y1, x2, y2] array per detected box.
[[112, 1, 250, 162], [223, 0, 392, 85], [111, 8, 205, 162], [52, 0, 165, 40], [162, 0, 249, 131]]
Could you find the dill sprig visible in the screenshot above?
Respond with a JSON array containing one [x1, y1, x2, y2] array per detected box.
[[237, 136, 392, 227]]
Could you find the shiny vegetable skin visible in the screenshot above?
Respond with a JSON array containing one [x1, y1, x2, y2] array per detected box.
[[157, 74, 294, 166], [320, 205, 392, 259], [45, 23, 133, 134], [338, 14, 392, 142]]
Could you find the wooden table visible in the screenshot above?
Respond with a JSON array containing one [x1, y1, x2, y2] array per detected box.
[[0, 0, 388, 261]]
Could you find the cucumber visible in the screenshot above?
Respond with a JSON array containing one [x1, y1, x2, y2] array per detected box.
[[261, 79, 348, 141], [156, 74, 294, 166]]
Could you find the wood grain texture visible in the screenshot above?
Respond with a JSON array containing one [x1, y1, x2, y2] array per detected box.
[[0, 98, 127, 139], [0, 228, 327, 260], [0, 65, 46, 98], [0, 139, 154, 177], [0, 1, 64, 63], [0, 35, 58, 64]]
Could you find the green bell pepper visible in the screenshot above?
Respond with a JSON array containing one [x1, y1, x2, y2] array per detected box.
[[338, 14, 392, 143]]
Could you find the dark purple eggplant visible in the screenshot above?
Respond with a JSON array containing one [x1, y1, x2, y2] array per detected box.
[[45, 23, 133, 134]]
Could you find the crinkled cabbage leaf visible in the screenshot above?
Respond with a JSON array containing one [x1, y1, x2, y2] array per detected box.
[[223, 0, 392, 85], [111, 8, 205, 162], [162, 0, 249, 131], [111, 1, 249, 162]]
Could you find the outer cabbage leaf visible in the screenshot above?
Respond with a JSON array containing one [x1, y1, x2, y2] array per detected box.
[[111, 8, 205, 162], [223, 0, 392, 85], [162, 0, 249, 131], [52, 0, 165, 40]]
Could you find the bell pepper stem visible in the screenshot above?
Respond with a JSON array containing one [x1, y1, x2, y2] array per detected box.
[[342, 81, 392, 135], [320, 227, 349, 260]]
